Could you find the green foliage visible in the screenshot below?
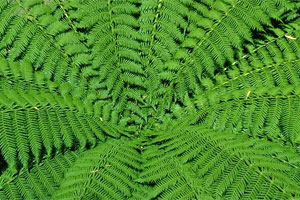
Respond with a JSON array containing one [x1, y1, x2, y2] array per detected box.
[[0, 0, 300, 199], [140, 125, 300, 199]]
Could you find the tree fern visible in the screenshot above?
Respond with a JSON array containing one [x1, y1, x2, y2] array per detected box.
[[1, 0, 300, 199]]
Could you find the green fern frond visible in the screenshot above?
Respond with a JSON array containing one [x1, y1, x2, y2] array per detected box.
[[0, 151, 79, 199], [1, 0, 300, 199], [164, 0, 299, 100], [0, 0, 90, 82], [0, 58, 126, 173], [140, 125, 300, 199], [53, 139, 142, 200]]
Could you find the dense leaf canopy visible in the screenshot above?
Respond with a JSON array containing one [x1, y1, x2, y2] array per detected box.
[[1, 0, 300, 199]]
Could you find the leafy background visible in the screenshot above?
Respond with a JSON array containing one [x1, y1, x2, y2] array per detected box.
[[1, 0, 300, 199]]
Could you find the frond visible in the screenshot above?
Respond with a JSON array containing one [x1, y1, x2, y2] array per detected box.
[[139, 125, 300, 199], [182, 29, 300, 151], [52, 139, 142, 200], [0, 58, 125, 172], [0, 0, 90, 82], [160, 0, 298, 101], [0, 151, 79, 199], [0, 139, 142, 200]]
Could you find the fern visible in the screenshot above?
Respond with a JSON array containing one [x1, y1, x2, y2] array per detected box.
[[0, 57, 124, 173], [0, 150, 79, 199], [1, 0, 300, 199], [0, 0, 90, 83], [139, 125, 300, 199]]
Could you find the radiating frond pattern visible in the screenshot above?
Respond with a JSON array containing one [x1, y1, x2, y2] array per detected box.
[[1, 0, 300, 199]]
